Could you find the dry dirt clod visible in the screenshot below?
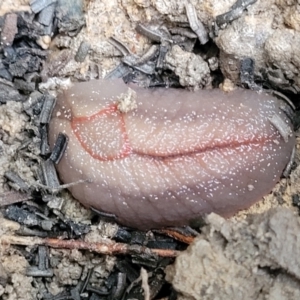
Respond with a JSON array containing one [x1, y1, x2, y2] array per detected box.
[[166, 208, 300, 300]]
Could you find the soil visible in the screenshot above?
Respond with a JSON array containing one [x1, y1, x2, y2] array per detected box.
[[0, 0, 300, 299]]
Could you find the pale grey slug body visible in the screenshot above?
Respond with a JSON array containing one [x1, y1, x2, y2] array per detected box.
[[49, 80, 295, 229]]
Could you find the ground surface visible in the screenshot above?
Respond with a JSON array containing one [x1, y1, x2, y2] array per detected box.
[[1, 0, 300, 299]]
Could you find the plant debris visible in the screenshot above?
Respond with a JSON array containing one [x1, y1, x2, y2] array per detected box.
[[0, 0, 300, 299]]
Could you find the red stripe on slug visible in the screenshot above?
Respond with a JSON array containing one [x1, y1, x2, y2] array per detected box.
[[71, 101, 271, 163], [71, 103, 132, 161]]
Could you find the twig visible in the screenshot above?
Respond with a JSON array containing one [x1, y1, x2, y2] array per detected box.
[[156, 228, 197, 244], [1, 235, 179, 257]]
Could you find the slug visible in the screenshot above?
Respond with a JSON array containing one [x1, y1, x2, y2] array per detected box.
[[49, 79, 295, 229]]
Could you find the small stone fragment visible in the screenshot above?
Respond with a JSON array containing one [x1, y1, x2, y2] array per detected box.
[[165, 45, 211, 89]]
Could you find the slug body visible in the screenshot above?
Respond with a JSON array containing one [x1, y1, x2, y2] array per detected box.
[[49, 80, 295, 229]]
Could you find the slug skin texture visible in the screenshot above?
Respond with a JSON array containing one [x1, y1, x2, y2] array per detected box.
[[49, 80, 295, 230]]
